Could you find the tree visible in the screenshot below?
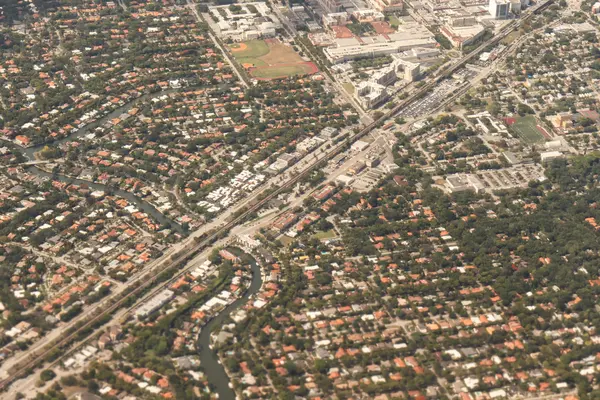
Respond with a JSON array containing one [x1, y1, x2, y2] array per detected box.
[[60, 375, 78, 387], [40, 369, 56, 382], [39, 145, 63, 160], [517, 103, 534, 116], [487, 101, 501, 116]]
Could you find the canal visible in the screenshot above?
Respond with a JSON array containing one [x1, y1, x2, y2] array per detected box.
[[196, 259, 262, 400], [21, 86, 265, 394], [29, 166, 184, 233], [21, 89, 180, 160], [21, 89, 185, 233]]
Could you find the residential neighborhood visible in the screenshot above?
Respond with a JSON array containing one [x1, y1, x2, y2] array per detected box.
[[3, 0, 600, 399]]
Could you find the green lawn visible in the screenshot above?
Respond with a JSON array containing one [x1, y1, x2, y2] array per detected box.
[[501, 31, 520, 45], [280, 236, 294, 246], [347, 22, 375, 36], [343, 82, 355, 94], [312, 229, 337, 240], [387, 15, 401, 28], [511, 116, 546, 144], [229, 40, 269, 58], [251, 64, 310, 79], [237, 57, 268, 68]]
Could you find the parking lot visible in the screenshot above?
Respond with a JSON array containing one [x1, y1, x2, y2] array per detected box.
[[475, 165, 545, 191], [398, 80, 459, 118], [351, 168, 386, 191], [398, 71, 478, 118]]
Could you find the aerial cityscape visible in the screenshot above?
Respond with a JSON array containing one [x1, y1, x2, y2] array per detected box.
[[0, 0, 600, 399]]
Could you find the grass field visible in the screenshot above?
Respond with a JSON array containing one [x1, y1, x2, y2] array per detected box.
[[230, 38, 317, 80], [312, 230, 337, 240], [251, 64, 316, 79], [501, 31, 520, 45], [229, 40, 269, 58], [280, 236, 294, 246], [511, 116, 546, 144], [386, 15, 401, 28], [343, 82, 355, 94]]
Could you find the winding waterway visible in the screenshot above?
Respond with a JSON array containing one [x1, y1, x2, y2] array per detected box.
[[30, 166, 184, 233], [21, 89, 180, 160], [21, 87, 262, 394], [21, 89, 185, 233], [196, 260, 263, 400]]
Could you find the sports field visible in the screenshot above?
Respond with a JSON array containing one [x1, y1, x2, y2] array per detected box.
[[229, 40, 269, 59], [229, 39, 318, 80], [509, 116, 546, 144], [251, 63, 318, 79]]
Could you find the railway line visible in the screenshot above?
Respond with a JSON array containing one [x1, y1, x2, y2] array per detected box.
[[0, 0, 554, 391], [384, 0, 552, 123]]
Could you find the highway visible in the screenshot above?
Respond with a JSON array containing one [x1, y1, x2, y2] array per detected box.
[[0, 0, 553, 393]]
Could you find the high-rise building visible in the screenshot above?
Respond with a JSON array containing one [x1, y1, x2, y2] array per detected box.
[[489, 0, 510, 18], [316, 0, 342, 13], [356, 82, 389, 108], [368, 0, 404, 12]]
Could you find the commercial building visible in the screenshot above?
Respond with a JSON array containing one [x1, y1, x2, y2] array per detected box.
[[325, 39, 437, 64], [135, 289, 174, 319], [391, 55, 420, 82], [353, 55, 420, 108], [489, 0, 510, 18], [279, 152, 299, 166], [445, 174, 485, 193], [369, 0, 404, 12], [440, 23, 485, 48], [320, 127, 338, 138], [336, 174, 355, 186], [348, 160, 366, 175], [372, 67, 398, 86], [356, 81, 389, 108], [323, 23, 436, 63], [322, 12, 349, 27], [351, 140, 370, 152], [510, 0, 522, 14], [267, 152, 299, 174], [296, 137, 326, 154], [352, 9, 385, 22], [447, 15, 477, 26], [316, 0, 343, 13], [365, 157, 380, 167], [408, 47, 442, 60]]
